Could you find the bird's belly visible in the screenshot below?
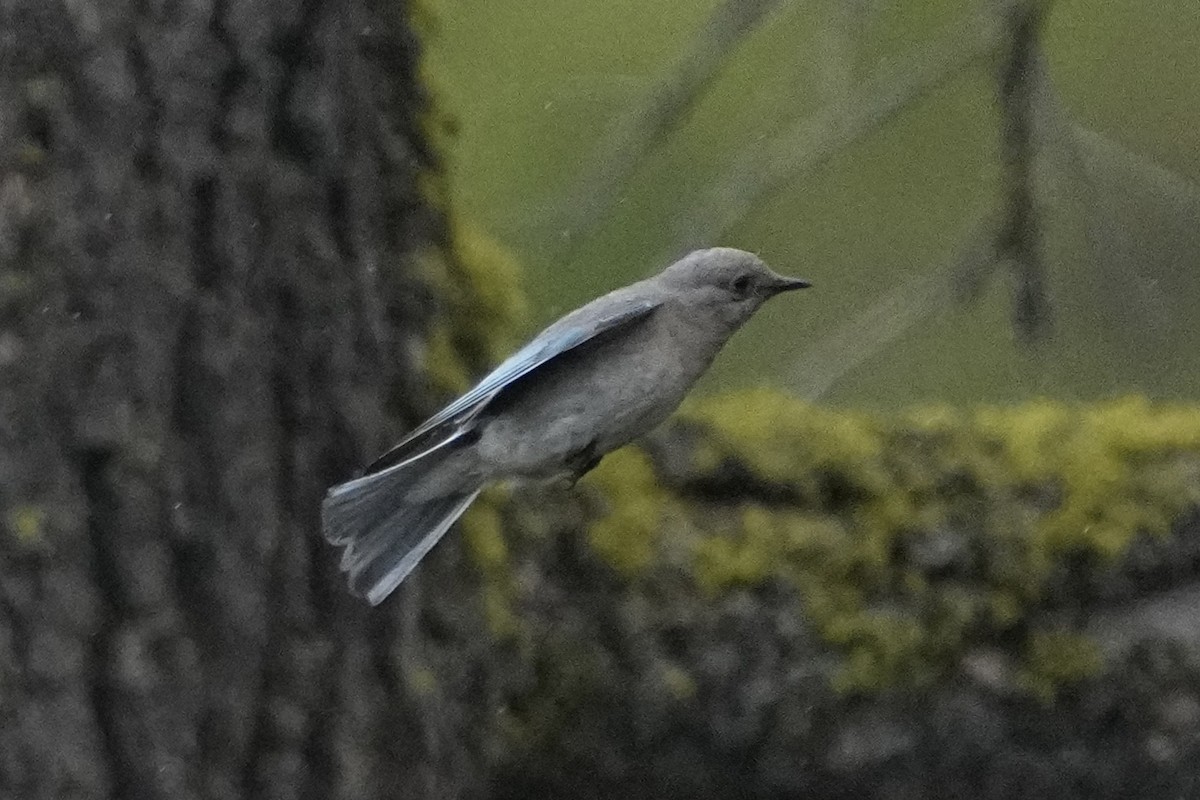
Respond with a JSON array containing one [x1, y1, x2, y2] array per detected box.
[[474, 337, 692, 478]]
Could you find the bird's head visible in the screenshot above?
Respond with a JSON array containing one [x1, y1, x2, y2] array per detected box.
[[657, 247, 811, 328]]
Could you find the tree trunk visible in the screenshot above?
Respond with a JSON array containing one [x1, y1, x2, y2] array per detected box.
[[0, 2, 480, 798]]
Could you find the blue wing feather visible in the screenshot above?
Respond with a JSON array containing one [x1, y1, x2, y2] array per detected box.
[[364, 298, 660, 474]]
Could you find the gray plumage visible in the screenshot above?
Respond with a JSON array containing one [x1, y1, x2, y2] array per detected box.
[[322, 247, 810, 604]]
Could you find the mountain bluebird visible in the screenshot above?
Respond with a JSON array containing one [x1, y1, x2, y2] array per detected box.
[[323, 247, 810, 604]]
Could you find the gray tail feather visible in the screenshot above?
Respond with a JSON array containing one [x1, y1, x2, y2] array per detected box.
[[322, 461, 482, 605]]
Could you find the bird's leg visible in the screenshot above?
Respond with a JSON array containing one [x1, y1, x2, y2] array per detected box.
[[566, 440, 603, 487]]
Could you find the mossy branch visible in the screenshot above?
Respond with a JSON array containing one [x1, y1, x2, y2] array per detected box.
[[463, 395, 1200, 794]]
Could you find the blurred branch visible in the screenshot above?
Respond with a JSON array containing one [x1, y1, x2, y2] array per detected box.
[[949, 215, 1004, 303], [1058, 123, 1197, 339], [812, 0, 878, 103], [1070, 127, 1200, 206], [667, 1, 1005, 261], [787, 222, 997, 399], [791, 41, 1200, 397], [974, 30, 1197, 343], [995, 0, 1053, 342], [549, 0, 791, 252]]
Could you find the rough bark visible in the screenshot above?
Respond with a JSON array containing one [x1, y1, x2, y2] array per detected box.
[[0, 1, 483, 798]]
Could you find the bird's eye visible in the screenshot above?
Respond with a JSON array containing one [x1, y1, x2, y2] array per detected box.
[[730, 275, 752, 298]]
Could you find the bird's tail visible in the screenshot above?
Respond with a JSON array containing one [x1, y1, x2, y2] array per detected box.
[[322, 458, 482, 605]]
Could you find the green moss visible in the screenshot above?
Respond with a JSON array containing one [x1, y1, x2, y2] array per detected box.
[[693, 505, 780, 592], [6, 505, 46, 544], [975, 397, 1200, 561], [581, 394, 1200, 694], [497, 641, 605, 751], [660, 664, 698, 700], [0, 270, 33, 310], [986, 589, 1024, 628], [421, 320, 473, 395], [16, 143, 44, 167], [413, 218, 526, 398], [1019, 630, 1103, 702], [449, 215, 527, 361], [828, 610, 932, 693], [479, 583, 519, 641], [463, 493, 510, 572], [462, 488, 521, 639], [405, 664, 439, 696], [586, 448, 675, 577]]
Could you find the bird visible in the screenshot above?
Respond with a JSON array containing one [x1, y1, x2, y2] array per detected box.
[[322, 247, 811, 605]]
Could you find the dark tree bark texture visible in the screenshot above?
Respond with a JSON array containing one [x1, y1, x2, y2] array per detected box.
[[0, 2, 476, 798]]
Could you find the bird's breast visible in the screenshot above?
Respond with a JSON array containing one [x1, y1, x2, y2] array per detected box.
[[474, 309, 714, 478]]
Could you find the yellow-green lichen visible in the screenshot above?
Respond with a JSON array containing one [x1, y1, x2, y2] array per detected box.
[[453, 218, 526, 353], [1019, 630, 1103, 703], [17, 142, 44, 167], [405, 664, 439, 696], [421, 320, 473, 396], [463, 492, 510, 573], [496, 641, 605, 751], [413, 216, 527, 398], [694, 507, 845, 594], [7, 505, 46, 544], [588, 393, 1200, 695], [692, 504, 777, 592], [462, 488, 520, 639], [586, 448, 678, 577], [975, 397, 1200, 560], [660, 663, 698, 700], [827, 610, 932, 693]]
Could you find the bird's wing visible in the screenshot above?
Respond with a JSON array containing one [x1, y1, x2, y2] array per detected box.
[[363, 297, 661, 474]]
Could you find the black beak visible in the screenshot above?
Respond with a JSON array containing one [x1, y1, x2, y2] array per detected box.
[[771, 276, 812, 293]]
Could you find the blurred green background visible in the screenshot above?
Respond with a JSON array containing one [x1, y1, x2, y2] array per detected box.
[[423, 0, 1200, 407]]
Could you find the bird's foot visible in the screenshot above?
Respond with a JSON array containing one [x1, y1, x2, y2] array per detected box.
[[566, 440, 603, 487]]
